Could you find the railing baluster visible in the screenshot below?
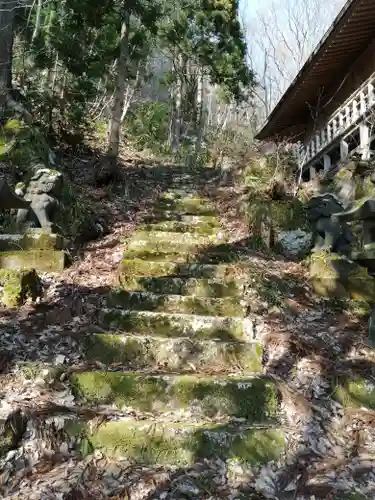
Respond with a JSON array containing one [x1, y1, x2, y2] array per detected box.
[[316, 133, 320, 151], [299, 75, 375, 172], [352, 99, 358, 121], [339, 110, 344, 131], [360, 91, 366, 115], [345, 105, 350, 126]]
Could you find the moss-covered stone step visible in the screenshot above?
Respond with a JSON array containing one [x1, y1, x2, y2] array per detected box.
[[141, 219, 220, 235], [107, 290, 244, 317], [127, 231, 221, 253], [0, 249, 65, 272], [72, 372, 278, 420], [118, 259, 254, 281], [119, 276, 243, 297], [0, 268, 42, 307], [0, 231, 64, 251], [333, 377, 375, 410], [100, 309, 255, 342], [125, 244, 208, 260], [154, 197, 216, 215], [123, 249, 193, 263], [85, 333, 263, 373], [160, 190, 204, 199], [123, 248, 240, 264], [143, 214, 220, 226], [86, 419, 285, 465]]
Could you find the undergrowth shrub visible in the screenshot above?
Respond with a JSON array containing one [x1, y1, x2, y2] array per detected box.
[[124, 101, 170, 153], [54, 181, 99, 242]]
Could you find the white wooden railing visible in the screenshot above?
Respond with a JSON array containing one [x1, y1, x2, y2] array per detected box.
[[300, 74, 375, 168]]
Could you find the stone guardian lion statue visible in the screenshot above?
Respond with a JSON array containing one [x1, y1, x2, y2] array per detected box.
[[16, 165, 64, 233]]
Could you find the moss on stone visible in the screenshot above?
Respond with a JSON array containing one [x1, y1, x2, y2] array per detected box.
[[118, 259, 178, 282], [119, 276, 243, 298], [0, 231, 64, 251], [72, 372, 278, 420], [124, 249, 190, 262], [100, 308, 248, 342], [130, 230, 218, 245], [107, 290, 245, 317], [309, 251, 375, 300], [143, 214, 219, 225], [356, 175, 375, 200], [88, 420, 285, 465], [0, 268, 42, 307], [334, 377, 375, 410], [118, 259, 255, 283], [0, 249, 65, 273], [141, 219, 221, 235], [126, 231, 219, 256], [84, 333, 263, 373], [124, 247, 242, 265], [154, 197, 216, 215]]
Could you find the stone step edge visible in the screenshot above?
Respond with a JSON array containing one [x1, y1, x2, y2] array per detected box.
[[71, 370, 270, 381], [142, 214, 221, 223], [122, 250, 240, 265], [100, 308, 250, 323], [0, 249, 66, 273], [71, 371, 279, 419], [107, 290, 244, 316], [76, 419, 287, 465], [118, 259, 256, 276], [99, 309, 260, 343], [107, 290, 243, 302], [119, 276, 244, 297], [87, 332, 261, 344], [128, 230, 222, 240], [120, 258, 254, 268], [84, 332, 263, 372], [142, 214, 221, 222]]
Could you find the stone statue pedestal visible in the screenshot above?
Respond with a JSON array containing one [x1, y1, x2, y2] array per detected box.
[[0, 229, 66, 273], [0, 230, 64, 251], [351, 249, 375, 276]]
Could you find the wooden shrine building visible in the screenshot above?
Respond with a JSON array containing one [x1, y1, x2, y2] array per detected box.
[[255, 0, 375, 181]]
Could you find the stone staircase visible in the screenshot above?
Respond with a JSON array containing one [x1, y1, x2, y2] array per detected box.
[[70, 170, 287, 467]]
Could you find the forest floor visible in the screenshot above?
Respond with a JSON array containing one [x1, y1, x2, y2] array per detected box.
[[0, 151, 375, 499]]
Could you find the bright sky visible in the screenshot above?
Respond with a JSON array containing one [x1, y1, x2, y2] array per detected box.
[[239, 0, 264, 24]]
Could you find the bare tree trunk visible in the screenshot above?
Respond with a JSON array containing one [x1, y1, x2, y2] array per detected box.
[[169, 53, 185, 154], [107, 6, 130, 163], [169, 83, 182, 153], [187, 69, 207, 167], [31, 0, 43, 44], [0, 0, 16, 111], [120, 60, 144, 123]]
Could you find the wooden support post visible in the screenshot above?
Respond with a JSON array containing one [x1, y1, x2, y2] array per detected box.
[[340, 140, 349, 160], [309, 165, 316, 180], [323, 154, 331, 172], [359, 123, 370, 160]]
